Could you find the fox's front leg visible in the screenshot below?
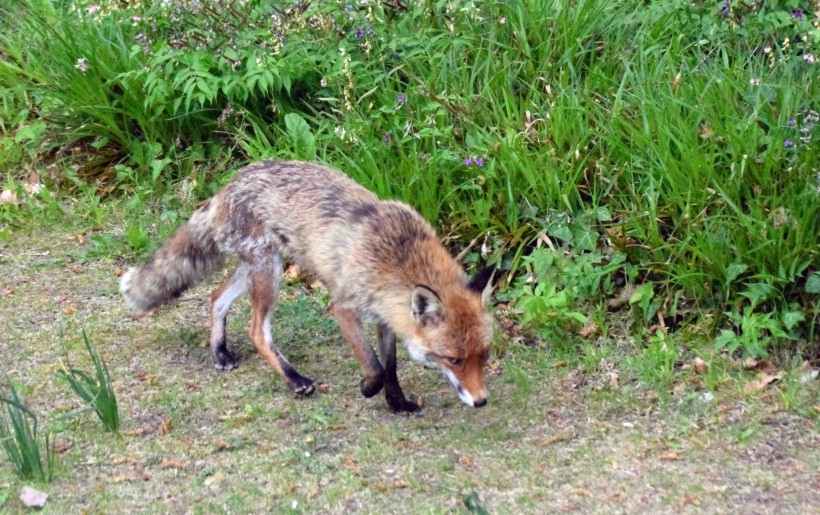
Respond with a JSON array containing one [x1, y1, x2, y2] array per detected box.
[[377, 322, 420, 413], [329, 304, 385, 398]]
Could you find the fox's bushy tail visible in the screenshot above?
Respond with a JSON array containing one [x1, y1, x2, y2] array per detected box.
[[120, 207, 223, 314]]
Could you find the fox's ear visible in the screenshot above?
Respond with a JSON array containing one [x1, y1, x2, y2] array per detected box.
[[411, 285, 443, 326], [468, 267, 495, 306]]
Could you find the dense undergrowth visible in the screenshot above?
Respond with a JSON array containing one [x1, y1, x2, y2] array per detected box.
[[1, 0, 818, 358]]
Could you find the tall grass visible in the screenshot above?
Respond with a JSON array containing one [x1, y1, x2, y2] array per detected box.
[[0, 385, 56, 482], [58, 331, 120, 432], [1, 0, 817, 353]]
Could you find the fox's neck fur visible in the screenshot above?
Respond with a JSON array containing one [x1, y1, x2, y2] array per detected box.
[[363, 220, 472, 343]]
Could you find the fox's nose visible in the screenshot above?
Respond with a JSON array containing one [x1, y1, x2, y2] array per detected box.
[[473, 397, 487, 408]]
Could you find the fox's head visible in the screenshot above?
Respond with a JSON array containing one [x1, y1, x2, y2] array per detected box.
[[404, 270, 494, 408]]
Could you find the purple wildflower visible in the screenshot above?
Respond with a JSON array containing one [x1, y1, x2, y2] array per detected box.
[[787, 117, 797, 128], [396, 93, 407, 106], [791, 9, 804, 20], [784, 139, 795, 149], [354, 27, 366, 40], [720, 0, 730, 17], [383, 132, 391, 144], [463, 155, 487, 167]]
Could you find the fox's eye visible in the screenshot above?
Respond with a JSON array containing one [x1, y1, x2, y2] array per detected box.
[[446, 357, 464, 367]]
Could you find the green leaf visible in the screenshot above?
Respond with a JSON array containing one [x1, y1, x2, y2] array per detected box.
[[463, 492, 489, 515], [150, 158, 172, 183], [725, 262, 748, 284], [714, 329, 738, 352], [595, 206, 612, 222], [530, 249, 554, 279], [90, 136, 110, 150], [782, 310, 805, 331], [546, 221, 572, 243], [740, 282, 776, 309], [805, 272, 820, 294], [629, 283, 653, 305], [14, 121, 46, 144], [572, 225, 597, 251], [284, 113, 316, 160]]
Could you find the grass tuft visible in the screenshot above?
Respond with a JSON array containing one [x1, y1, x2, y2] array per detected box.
[[0, 385, 56, 482], [58, 330, 120, 433]]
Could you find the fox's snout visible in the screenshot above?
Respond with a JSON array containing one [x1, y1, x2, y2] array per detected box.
[[442, 366, 488, 408]]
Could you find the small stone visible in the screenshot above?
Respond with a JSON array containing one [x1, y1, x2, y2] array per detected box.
[[20, 486, 48, 509]]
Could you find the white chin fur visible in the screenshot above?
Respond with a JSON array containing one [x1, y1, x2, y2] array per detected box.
[[404, 340, 476, 406], [443, 368, 475, 407]]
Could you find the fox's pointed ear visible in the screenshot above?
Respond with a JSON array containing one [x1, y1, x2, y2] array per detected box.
[[411, 285, 443, 326], [468, 267, 495, 306]]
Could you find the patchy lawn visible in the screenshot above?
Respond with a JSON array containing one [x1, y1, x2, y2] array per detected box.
[[0, 228, 818, 514]]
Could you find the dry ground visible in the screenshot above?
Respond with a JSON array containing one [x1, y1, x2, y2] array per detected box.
[[0, 229, 818, 514]]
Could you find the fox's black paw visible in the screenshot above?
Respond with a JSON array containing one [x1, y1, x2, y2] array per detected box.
[[213, 345, 238, 371], [386, 388, 421, 413], [289, 376, 316, 397], [360, 373, 385, 398], [387, 396, 421, 413]]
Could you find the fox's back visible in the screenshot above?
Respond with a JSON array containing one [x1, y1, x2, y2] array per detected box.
[[204, 161, 447, 312]]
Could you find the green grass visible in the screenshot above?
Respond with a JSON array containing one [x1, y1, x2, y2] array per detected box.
[[0, 228, 818, 512], [0, 2, 817, 355], [58, 330, 120, 433], [0, 385, 56, 483]]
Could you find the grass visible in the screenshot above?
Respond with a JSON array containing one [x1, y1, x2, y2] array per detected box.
[[0, 385, 56, 483], [0, 1, 817, 360], [58, 330, 120, 433], [0, 227, 817, 512], [0, 1, 818, 509]]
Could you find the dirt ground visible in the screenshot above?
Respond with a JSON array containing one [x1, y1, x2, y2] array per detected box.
[[1, 229, 818, 514]]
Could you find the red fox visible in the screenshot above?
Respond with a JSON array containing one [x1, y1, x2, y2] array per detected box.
[[120, 161, 493, 411]]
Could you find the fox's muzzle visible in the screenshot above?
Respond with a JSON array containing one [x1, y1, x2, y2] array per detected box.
[[443, 368, 488, 408]]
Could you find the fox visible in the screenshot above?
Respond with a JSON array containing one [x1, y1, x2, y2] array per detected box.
[[120, 160, 493, 411]]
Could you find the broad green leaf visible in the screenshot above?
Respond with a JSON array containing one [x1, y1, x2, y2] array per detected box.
[[629, 283, 654, 305], [806, 272, 820, 294], [782, 310, 805, 331], [725, 262, 748, 284], [740, 282, 776, 308], [595, 206, 612, 222], [714, 330, 738, 351], [284, 113, 316, 160]]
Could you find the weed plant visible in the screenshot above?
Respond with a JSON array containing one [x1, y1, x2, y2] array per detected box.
[[59, 331, 120, 432], [0, 385, 56, 482]]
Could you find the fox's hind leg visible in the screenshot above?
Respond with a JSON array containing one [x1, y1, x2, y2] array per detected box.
[[209, 264, 250, 370], [248, 254, 315, 396], [377, 322, 420, 413]]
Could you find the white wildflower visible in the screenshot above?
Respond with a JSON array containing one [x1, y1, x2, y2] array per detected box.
[[75, 57, 90, 73]]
